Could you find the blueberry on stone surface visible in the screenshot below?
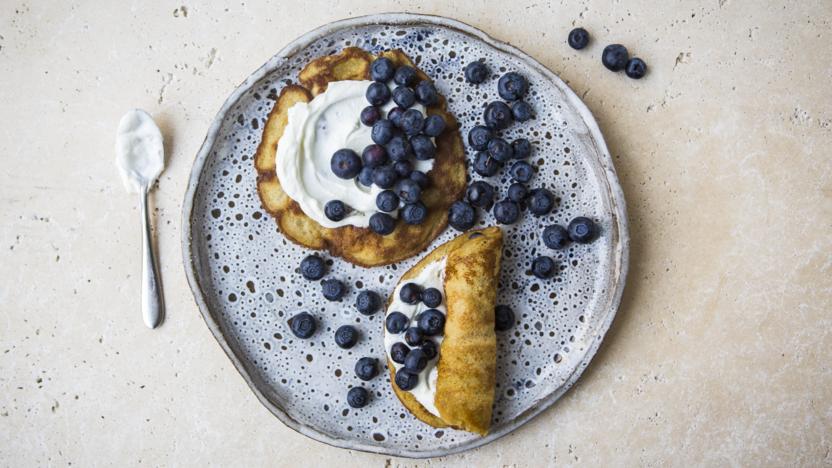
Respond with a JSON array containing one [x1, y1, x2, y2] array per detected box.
[[366, 81, 391, 106], [448, 201, 476, 231], [289, 312, 316, 339], [355, 290, 381, 316], [387, 135, 413, 162], [421, 288, 442, 308], [542, 224, 569, 249], [484, 101, 514, 130], [473, 152, 500, 177], [414, 80, 439, 106], [510, 161, 534, 183], [394, 65, 418, 87], [421, 340, 437, 360], [335, 325, 358, 349], [512, 138, 532, 159], [371, 119, 395, 145], [362, 144, 388, 168], [324, 200, 349, 222], [464, 60, 489, 84], [372, 165, 398, 189], [370, 57, 395, 82], [512, 101, 533, 122], [300, 255, 326, 280], [360, 106, 381, 126], [568, 216, 597, 243], [369, 212, 395, 235], [404, 349, 428, 373], [321, 278, 346, 301], [395, 368, 419, 391], [385, 311, 409, 334], [355, 357, 379, 381], [417, 309, 445, 336], [399, 283, 422, 304], [568, 27, 590, 50], [347, 386, 369, 408], [411, 135, 436, 160], [507, 182, 528, 203], [393, 86, 416, 108], [401, 201, 427, 225], [330, 149, 362, 179], [494, 305, 515, 331], [468, 125, 494, 151], [390, 342, 410, 364], [625, 57, 647, 79], [497, 72, 528, 101], [493, 199, 521, 224], [487, 137, 514, 162], [404, 327, 424, 347], [602, 44, 629, 71], [400, 109, 425, 136], [422, 114, 446, 137], [394, 160, 412, 179], [532, 255, 556, 279], [466, 180, 496, 209], [528, 188, 555, 216], [409, 170, 429, 188], [396, 178, 421, 204]]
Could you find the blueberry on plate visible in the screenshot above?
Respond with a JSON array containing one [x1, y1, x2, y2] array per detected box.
[[396, 178, 422, 204], [464, 60, 489, 84], [542, 224, 569, 249], [497, 72, 528, 101], [512, 138, 532, 159], [531, 255, 556, 279], [393, 86, 416, 108], [399, 282, 422, 304], [322, 278, 346, 301], [468, 125, 494, 151], [602, 44, 629, 71], [507, 182, 528, 203], [394, 65, 418, 86], [330, 149, 362, 179], [387, 107, 405, 128], [387, 135, 413, 162], [375, 189, 399, 215], [466, 180, 496, 209], [484, 101, 514, 130], [417, 309, 446, 336], [355, 290, 382, 316], [355, 357, 379, 381], [404, 327, 424, 347], [395, 368, 419, 391], [347, 386, 369, 408], [385, 311, 409, 334], [404, 349, 427, 373], [414, 80, 439, 106], [358, 166, 374, 187], [409, 170, 429, 188], [371, 119, 395, 145], [487, 137, 514, 162], [334, 325, 358, 349], [360, 106, 381, 126], [568, 216, 597, 243], [493, 199, 521, 224], [372, 165, 398, 189], [411, 135, 436, 160], [401, 201, 427, 225], [300, 254, 326, 280], [400, 109, 425, 136], [362, 144, 388, 168], [289, 312, 316, 339], [366, 81, 391, 106], [494, 305, 515, 331], [625, 57, 647, 79], [421, 340, 437, 360], [369, 212, 396, 235], [448, 201, 476, 231], [568, 27, 590, 50], [394, 160, 412, 179], [390, 342, 410, 364], [421, 288, 442, 308], [512, 101, 533, 122], [510, 161, 534, 183], [528, 188, 555, 216], [473, 152, 500, 177], [370, 57, 395, 82], [324, 200, 349, 222], [422, 114, 446, 137]]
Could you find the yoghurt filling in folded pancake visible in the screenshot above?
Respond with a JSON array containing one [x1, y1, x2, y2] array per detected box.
[[384, 227, 503, 435]]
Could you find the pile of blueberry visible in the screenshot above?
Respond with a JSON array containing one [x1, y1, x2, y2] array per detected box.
[[327, 57, 449, 235], [567, 27, 647, 79]]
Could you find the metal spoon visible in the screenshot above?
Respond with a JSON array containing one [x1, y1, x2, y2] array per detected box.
[[115, 109, 165, 329]]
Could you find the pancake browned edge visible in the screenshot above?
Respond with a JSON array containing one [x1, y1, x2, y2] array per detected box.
[[254, 47, 467, 267], [386, 226, 503, 435]]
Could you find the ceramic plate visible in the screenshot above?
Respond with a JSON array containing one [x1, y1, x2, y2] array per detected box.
[[182, 13, 628, 458]]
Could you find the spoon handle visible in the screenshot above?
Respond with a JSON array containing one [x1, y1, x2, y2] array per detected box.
[[140, 188, 165, 329]]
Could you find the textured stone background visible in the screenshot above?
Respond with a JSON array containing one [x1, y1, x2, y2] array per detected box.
[[1, 1, 830, 466]]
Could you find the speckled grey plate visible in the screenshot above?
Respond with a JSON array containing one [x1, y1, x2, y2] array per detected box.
[[182, 13, 628, 458]]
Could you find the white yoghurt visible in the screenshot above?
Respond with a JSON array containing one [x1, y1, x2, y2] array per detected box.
[[275, 80, 434, 228], [115, 109, 164, 193], [384, 257, 447, 417]]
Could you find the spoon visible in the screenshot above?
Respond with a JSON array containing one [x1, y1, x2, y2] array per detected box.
[[115, 109, 165, 329]]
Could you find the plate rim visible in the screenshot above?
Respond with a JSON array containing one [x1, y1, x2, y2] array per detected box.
[[181, 12, 629, 459]]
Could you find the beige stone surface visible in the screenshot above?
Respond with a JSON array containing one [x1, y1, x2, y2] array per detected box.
[[1, 1, 830, 466]]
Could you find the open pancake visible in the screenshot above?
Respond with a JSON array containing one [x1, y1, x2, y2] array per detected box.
[[254, 47, 466, 267]]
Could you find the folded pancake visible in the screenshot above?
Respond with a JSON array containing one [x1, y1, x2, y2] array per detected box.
[[254, 47, 466, 267], [385, 227, 503, 435]]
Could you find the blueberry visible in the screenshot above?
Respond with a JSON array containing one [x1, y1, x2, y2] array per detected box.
[[385, 311, 409, 334], [366, 81, 391, 106], [371, 119, 395, 145], [409, 170, 429, 188], [390, 342, 410, 364], [484, 101, 514, 130], [369, 212, 396, 235], [395, 368, 419, 391], [568, 216, 597, 243], [532, 255, 556, 279], [497, 72, 528, 101], [372, 165, 398, 189], [568, 27, 590, 50], [625, 57, 647, 79], [494, 305, 515, 331], [542, 224, 569, 249], [387, 107, 405, 127], [324, 200, 350, 222], [330, 149, 362, 179], [414, 80, 439, 106], [393, 66, 418, 87], [602, 44, 629, 71], [448, 201, 476, 231], [417, 309, 445, 336], [354, 357, 379, 381], [512, 101, 533, 122], [466, 180, 496, 209], [468, 125, 494, 151], [362, 144, 388, 168], [394, 160, 412, 178], [322, 278, 346, 301], [411, 135, 436, 160], [358, 166, 374, 187], [528, 188, 555, 216], [385, 136, 411, 163], [370, 57, 395, 82], [360, 106, 381, 126], [404, 349, 428, 373], [335, 325, 358, 349], [421, 288, 442, 308], [347, 386, 369, 408], [507, 182, 528, 202], [421, 340, 437, 360], [396, 179, 421, 204], [510, 161, 534, 183], [487, 137, 514, 162], [422, 114, 446, 137], [400, 109, 425, 136], [289, 312, 316, 339], [401, 201, 427, 225], [300, 255, 326, 280], [512, 138, 532, 159], [392, 86, 416, 108], [404, 327, 424, 347], [493, 199, 521, 224], [464, 60, 489, 84], [473, 152, 499, 177], [399, 283, 422, 304], [355, 290, 382, 316]]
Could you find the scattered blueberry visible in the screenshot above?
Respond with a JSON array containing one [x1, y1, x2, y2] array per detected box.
[[421, 340, 437, 360], [394, 160, 412, 178], [625, 57, 647, 79], [464, 60, 489, 84], [347, 386, 369, 408], [362, 144, 388, 168], [487, 137, 514, 162], [568, 217, 597, 243], [417, 309, 445, 336], [371, 119, 395, 145], [289, 312, 316, 339], [414, 80, 439, 106], [421, 288, 442, 308], [512, 101, 533, 122], [484, 101, 514, 130], [392, 86, 416, 108], [466, 180, 496, 209], [404, 327, 424, 347], [510, 161, 534, 183], [399, 283, 422, 304], [404, 349, 428, 373], [300, 255, 326, 280], [422, 114, 446, 137], [354, 357, 379, 381], [372, 165, 398, 189], [369, 212, 395, 235], [322, 278, 346, 301], [400, 109, 425, 136], [409, 170, 429, 188], [512, 138, 532, 159], [366, 81, 391, 106], [493, 199, 521, 224], [401, 201, 427, 225], [390, 342, 410, 364], [448, 201, 476, 231], [324, 200, 349, 222], [494, 305, 515, 331], [568, 27, 590, 50], [411, 135, 436, 160], [370, 57, 395, 82], [385, 311, 409, 334], [395, 368, 419, 391], [334, 325, 358, 349], [507, 182, 528, 203], [330, 149, 362, 179], [358, 166, 374, 186], [497, 72, 529, 101], [468, 125, 494, 151], [396, 178, 421, 204], [542, 224, 569, 249], [473, 152, 499, 177], [393, 65, 418, 87], [532, 255, 556, 279], [387, 107, 405, 127], [360, 106, 382, 127], [355, 290, 382, 316], [528, 188, 555, 216], [386, 135, 413, 162], [602, 44, 629, 71]]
